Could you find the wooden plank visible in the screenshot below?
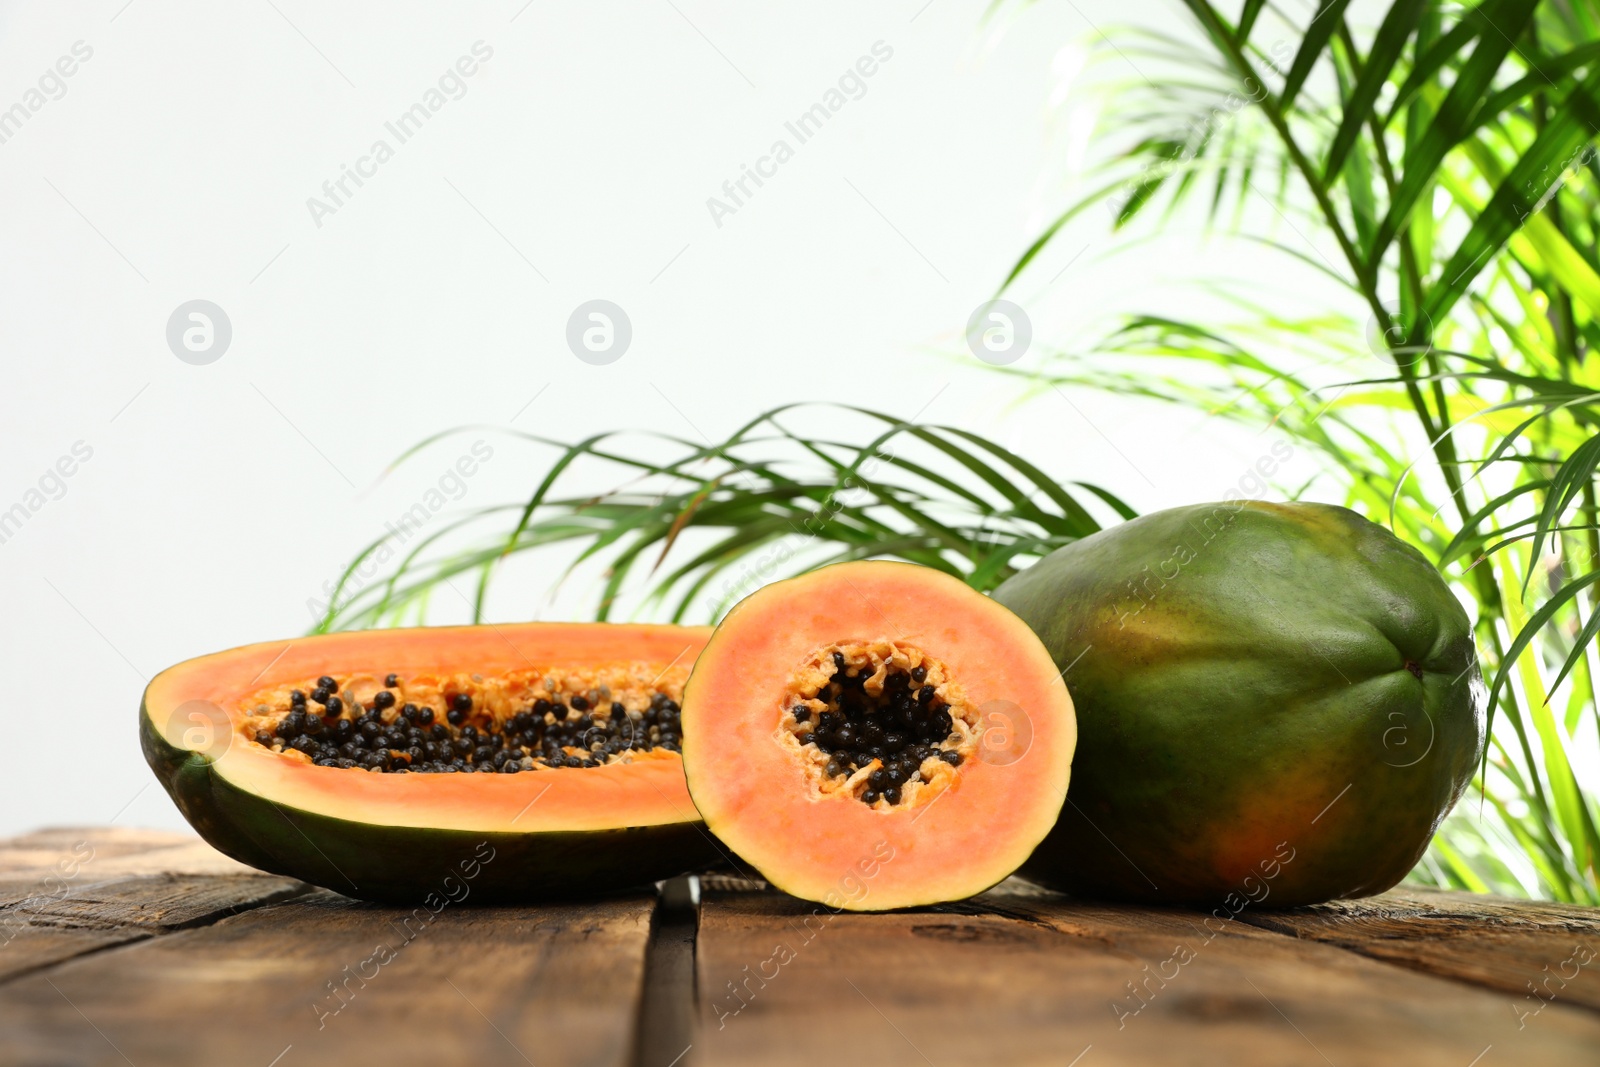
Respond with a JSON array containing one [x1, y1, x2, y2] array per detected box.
[[0, 886, 657, 1067], [0, 870, 302, 928], [692, 883, 1600, 1066], [0, 872, 306, 983], [8, 828, 1596, 1066], [1240, 885, 1600, 1013], [0, 826, 263, 879], [0, 828, 305, 983], [0, 827, 205, 873]]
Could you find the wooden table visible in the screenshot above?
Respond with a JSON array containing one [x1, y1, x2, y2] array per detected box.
[[2, 828, 1597, 1066]]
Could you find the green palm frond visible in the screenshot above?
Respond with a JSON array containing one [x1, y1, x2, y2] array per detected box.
[[314, 405, 1134, 633], [1003, 0, 1600, 902]]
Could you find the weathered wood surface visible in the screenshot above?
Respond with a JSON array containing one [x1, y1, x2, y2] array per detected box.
[[692, 882, 1600, 1066], [0, 827, 306, 983], [0, 828, 655, 1067], [1241, 885, 1600, 1011], [1, 828, 1597, 1066]]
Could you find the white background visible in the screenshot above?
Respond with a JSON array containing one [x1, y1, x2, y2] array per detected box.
[[0, 0, 1327, 837]]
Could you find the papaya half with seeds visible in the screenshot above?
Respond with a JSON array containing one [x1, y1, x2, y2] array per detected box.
[[681, 561, 1077, 911], [140, 623, 724, 903], [993, 500, 1486, 907]]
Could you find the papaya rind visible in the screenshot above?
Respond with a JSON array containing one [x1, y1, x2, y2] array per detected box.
[[140, 708, 725, 903], [994, 500, 1486, 908]]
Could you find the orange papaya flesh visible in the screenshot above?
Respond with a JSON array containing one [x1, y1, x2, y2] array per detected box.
[[140, 623, 724, 902], [681, 561, 1077, 911]]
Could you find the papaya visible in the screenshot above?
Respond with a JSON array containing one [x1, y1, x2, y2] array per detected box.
[[992, 500, 1486, 906], [140, 623, 725, 902], [681, 561, 1077, 910]]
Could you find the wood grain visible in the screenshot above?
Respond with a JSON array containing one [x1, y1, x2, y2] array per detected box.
[[1241, 885, 1600, 1012], [0, 826, 258, 878], [7, 829, 1600, 1067], [0, 827, 304, 983], [691, 882, 1600, 1066], [0, 885, 657, 1067]]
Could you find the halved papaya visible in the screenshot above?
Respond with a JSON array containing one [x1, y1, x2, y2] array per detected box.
[[681, 561, 1076, 910], [140, 623, 725, 902]]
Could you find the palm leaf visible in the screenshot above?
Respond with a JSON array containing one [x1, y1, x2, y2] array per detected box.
[[316, 406, 1135, 632]]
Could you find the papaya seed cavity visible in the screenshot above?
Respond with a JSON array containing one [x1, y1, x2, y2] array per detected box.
[[241, 664, 688, 774], [780, 639, 978, 810]]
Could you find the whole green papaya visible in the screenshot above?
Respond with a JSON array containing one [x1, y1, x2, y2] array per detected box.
[[993, 500, 1485, 907]]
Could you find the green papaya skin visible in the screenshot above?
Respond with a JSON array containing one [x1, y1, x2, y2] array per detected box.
[[140, 710, 725, 904], [993, 500, 1485, 907]]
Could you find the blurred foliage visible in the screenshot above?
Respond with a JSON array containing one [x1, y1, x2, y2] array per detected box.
[[313, 407, 1134, 629], [1003, 0, 1600, 901]]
